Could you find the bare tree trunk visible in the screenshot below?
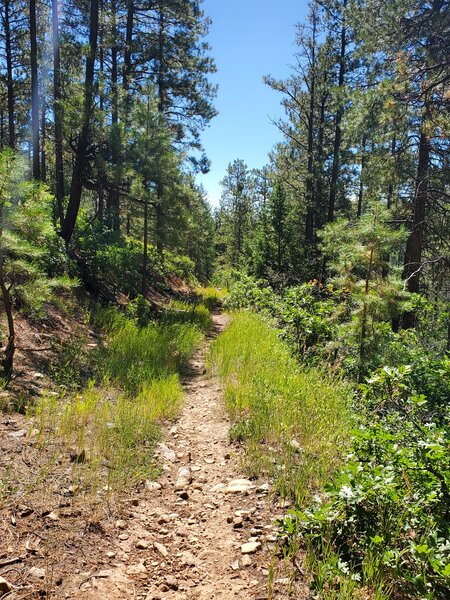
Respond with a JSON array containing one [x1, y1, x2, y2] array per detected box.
[[60, 0, 99, 244], [30, 0, 41, 179], [52, 0, 64, 226], [108, 0, 120, 234], [327, 0, 347, 222], [41, 97, 47, 182], [123, 0, 134, 123], [305, 6, 318, 249], [356, 136, 366, 217], [4, 0, 15, 149], [403, 103, 430, 328], [142, 197, 148, 296]]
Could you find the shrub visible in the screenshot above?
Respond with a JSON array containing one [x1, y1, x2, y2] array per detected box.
[[281, 364, 450, 599]]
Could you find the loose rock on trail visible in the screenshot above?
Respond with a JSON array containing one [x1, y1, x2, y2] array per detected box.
[[1, 313, 297, 599], [67, 312, 279, 599]]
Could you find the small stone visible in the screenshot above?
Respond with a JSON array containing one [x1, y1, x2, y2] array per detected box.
[[180, 551, 196, 566], [118, 533, 129, 541], [157, 444, 176, 462], [224, 479, 254, 493], [29, 566, 46, 579], [233, 517, 243, 528], [241, 542, 261, 554], [145, 481, 162, 492], [9, 429, 27, 438], [0, 577, 12, 595], [107, 551, 116, 558], [136, 539, 149, 549], [126, 562, 147, 575], [241, 555, 252, 567], [47, 511, 59, 521], [154, 542, 169, 557], [231, 560, 240, 571], [165, 575, 178, 590], [204, 457, 215, 464], [115, 519, 126, 530], [175, 467, 192, 491]]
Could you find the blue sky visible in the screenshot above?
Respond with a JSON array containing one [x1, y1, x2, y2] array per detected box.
[[198, 0, 309, 206]]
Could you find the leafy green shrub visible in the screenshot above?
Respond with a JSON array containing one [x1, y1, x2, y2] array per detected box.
[[282, 364, 450, 599]]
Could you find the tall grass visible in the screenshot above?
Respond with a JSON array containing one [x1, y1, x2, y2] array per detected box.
[[32, 306, 206, 493], [209, 312, 352, 503]]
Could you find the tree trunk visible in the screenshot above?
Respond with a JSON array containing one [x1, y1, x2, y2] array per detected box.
[[41, 97, 47, 181], [108, 0, 120, 234], [30, 0, 41, 179], [305, 7, 317, 249], [0, 204, 15, 380], [123, 0, 134, 122], [403, 103, 430, 328], [60, 0, 99, 244], [4, 0, 15, 149], [142, 197, 148, 296], [327, 0, 347, 222], [52, 0, 64, 227], [356, 136, 366, 217]]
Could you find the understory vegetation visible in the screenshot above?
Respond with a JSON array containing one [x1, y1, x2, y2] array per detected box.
[[209, 312, 352, 503], [0, 0, 448, 596], [217, 274, 450, 599], [31, 296, 212, 494]]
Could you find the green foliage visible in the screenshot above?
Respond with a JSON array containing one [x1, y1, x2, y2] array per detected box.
[[0, 154, 75, 318], [162, 299, 213, 333], [49, 329, 93, 389], [76, 228, 196, 296], [209, 312, 352, 502], [283, 363, 450, 598], [33, 299, 208, 492], [100, 319, 203, 395]]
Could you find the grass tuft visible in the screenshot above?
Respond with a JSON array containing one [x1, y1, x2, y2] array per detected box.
[[209, 312, 352, 503]]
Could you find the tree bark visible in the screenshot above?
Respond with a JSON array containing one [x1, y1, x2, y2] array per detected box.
[[403, 102, 430, 327], [305, 8, 318, 249], [52, 0, 64, 226], [142, 197, 148, 296], [60, 0, 99, 244], [108, 0, 120, 234], [41, 97, 47, 181], [30, 0, 41, 179], [122, 0, 134, 122], [356, 136, 366, 217], [327, 0, 347, 222], [4, 0, 15, 149]]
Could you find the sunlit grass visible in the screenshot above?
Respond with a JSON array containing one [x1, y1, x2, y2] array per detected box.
[[209, 312, 352, 503], [163, 299, 213, 332], [31, 308, 205, 493], [195, 286, 226, 310]]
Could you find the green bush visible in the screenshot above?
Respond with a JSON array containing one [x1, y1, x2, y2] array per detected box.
[[281, 364, 450, 599]]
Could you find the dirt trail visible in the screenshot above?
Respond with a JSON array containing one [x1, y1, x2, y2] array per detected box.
[[65, 312, 283, 600]]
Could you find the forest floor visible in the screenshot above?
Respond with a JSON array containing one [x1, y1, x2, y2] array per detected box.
[[1, 311, 303, 599]]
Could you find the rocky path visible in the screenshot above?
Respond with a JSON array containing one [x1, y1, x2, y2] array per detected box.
[[66, 312, 283, 600]]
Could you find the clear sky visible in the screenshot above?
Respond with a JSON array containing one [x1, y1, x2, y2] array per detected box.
[[198, 0, 309, 207]]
